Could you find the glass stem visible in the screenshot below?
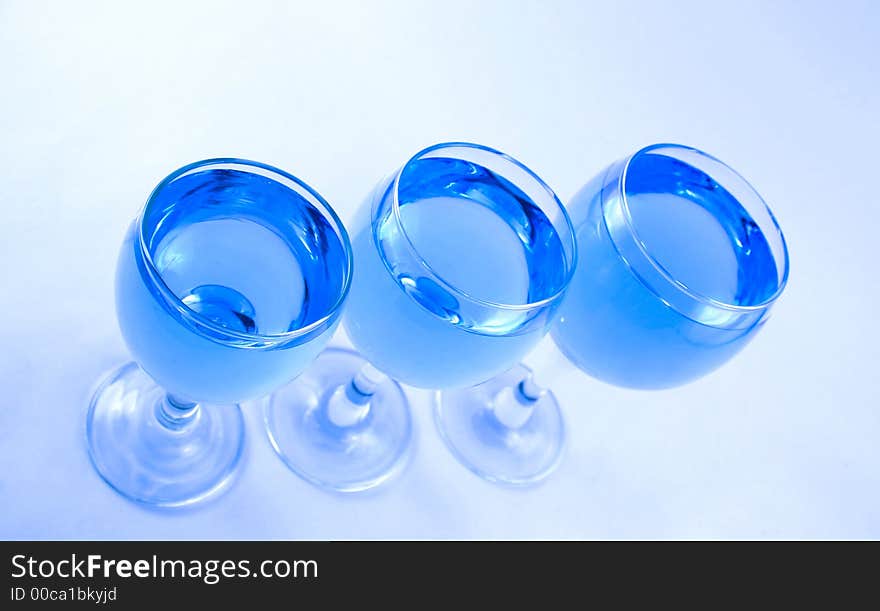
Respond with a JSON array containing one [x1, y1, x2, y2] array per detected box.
[[492, 378, 540, 429], [155, 393, 200, 430], [326, 363, 387, 428], [491, 336, 560, 429]]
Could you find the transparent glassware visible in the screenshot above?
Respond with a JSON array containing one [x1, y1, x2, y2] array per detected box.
[[437, 143, 790, 485], [325, 142, 576, 488], [87, 159, 352, 507], [265, 142, 576, 492]]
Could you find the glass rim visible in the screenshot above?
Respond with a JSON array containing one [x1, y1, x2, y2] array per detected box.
[[615, 143, 791, 313], [387, 141, 578, 312], [137, 157, 354, 345]]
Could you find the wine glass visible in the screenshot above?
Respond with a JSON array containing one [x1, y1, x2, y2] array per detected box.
[[437, 143, 790, 485], [264, 142, 577, 492], [87, 159, 352, 507]]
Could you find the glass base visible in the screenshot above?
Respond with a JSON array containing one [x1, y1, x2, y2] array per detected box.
[[434, 364, 564, 486], [264, 348, 412, 492], [86, 362, 245, 507]]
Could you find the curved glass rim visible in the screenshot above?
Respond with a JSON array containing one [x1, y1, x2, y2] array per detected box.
[[387, 142, 578, 312], [137, 157, 354, 346], [615, 143, 791, 313]]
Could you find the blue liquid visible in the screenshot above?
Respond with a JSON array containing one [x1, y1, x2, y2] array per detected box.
[[344, 157, 570, 389], [116, 168, 348, 403], [553, 154, 781, 389]]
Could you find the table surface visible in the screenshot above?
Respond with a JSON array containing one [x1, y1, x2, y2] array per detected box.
[[1, 0, 878, 539]]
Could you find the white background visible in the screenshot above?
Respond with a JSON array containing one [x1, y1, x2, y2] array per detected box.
[[1, 0, 878, 539]]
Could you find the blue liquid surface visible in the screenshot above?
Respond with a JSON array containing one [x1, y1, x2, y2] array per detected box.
[[553, 154, 781, 389], [116, 168, 348, 403], [344, 157, 570, 389]]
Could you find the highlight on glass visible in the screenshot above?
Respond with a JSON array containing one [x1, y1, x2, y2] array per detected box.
[[87, 159, 352, 507], [438, 143, 790, 485]]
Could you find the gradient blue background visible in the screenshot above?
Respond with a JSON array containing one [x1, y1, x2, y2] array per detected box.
[[1, 0, 877, 539]]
